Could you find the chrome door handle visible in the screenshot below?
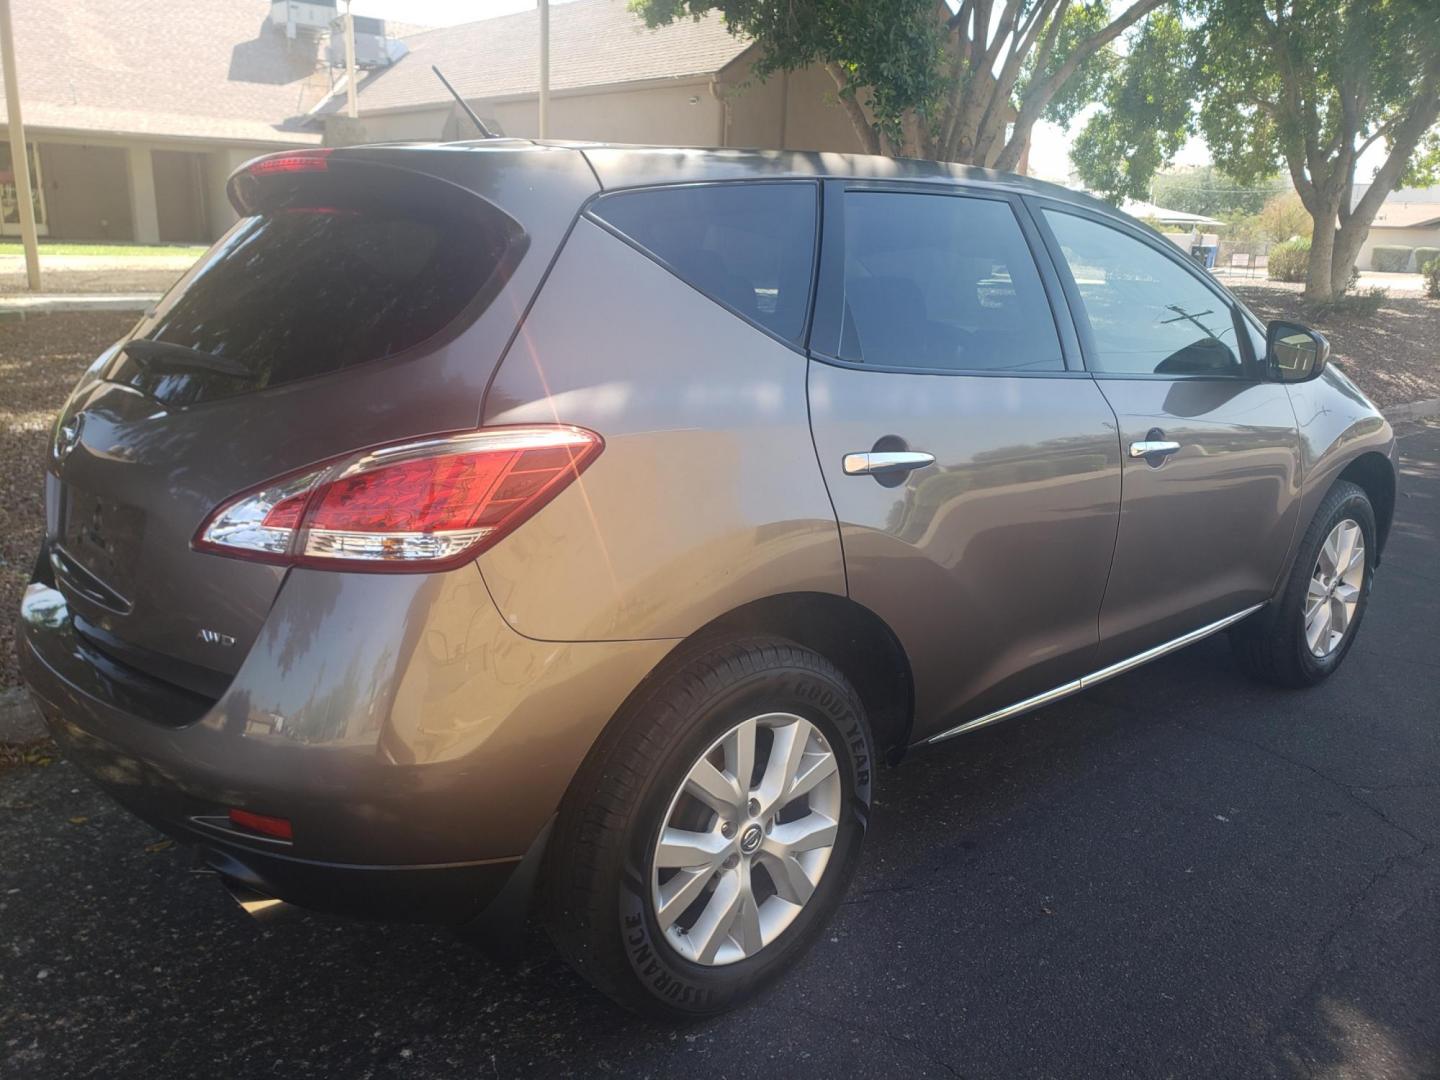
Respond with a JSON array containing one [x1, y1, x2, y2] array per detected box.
[[1129, 440, 1181, 459], [842, 451, 936, 476]]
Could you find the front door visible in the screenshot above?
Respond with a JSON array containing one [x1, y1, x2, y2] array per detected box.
[[806, 184, 1123, 738], [1034, 204, 1302, 665]]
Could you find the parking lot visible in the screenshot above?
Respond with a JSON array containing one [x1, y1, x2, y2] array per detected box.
[[2, 419, 1436, 1078]]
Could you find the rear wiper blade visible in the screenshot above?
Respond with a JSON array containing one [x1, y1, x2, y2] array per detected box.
[[122, 338, 250, 378]]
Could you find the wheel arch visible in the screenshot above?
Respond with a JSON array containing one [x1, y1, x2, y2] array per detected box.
[[1337, 451, 1396, 560], [632, 592, 916, 763]]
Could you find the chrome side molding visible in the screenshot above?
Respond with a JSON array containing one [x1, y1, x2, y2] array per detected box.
[[925, 603, 1266, 746]]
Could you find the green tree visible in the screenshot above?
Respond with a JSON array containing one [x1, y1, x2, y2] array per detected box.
[[1078, 0, 1440, 302], [1069, 10, 1193, 202], [633, 0, 1174, 168]]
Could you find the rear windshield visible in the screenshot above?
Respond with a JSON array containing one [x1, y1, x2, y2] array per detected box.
[[108, 171, 523, 407]]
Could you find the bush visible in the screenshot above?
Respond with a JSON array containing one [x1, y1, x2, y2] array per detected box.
[[1423, 257, 1440, 300], [1268, 237, 1310, 282], [1370, 245, 1414, 272], [1414, 246, 1440, 271]]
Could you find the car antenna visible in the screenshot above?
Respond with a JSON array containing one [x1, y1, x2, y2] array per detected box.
[[431, 65, 495, 138]]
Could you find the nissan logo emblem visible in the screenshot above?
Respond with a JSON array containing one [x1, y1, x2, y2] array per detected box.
[[55, 412, 84, 462]]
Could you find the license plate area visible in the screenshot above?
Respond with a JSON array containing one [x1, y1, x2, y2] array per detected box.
[[57, 484, 145, 610]]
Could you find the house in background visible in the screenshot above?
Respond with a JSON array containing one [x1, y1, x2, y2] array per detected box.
[[320, 0, 866, 154], [318, 0, 1032, 171], [1, 0, 1033, 246], [0, 0, 365, 244], [1353, 189, 1440, 272]]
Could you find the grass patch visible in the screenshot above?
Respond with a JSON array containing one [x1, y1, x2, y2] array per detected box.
[[0, 242, 206, 258]]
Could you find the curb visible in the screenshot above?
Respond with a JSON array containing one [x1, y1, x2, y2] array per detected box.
[[0, 294, 160, 317], [0, 686, 45, 744], [1387, 397, 1440, 423]]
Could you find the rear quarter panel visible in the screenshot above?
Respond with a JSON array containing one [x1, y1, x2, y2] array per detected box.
[[478, 218, 846, 641]]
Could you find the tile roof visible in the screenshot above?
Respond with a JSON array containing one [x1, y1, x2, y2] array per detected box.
[[345, 0, 751, 115], [0, 0, 325, 145]]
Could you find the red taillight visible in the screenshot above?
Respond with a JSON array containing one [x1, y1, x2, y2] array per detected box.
[[246, 149, 332, 177], [228, 808, 293, 841], [194, 426, 603, 572]]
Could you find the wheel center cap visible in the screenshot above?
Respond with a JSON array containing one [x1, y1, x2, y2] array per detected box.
[[739, 823, 763, 854]]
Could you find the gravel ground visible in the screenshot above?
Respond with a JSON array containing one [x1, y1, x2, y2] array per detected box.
[[1233, 281, 1440, 408], [0, 314, 137, 690]]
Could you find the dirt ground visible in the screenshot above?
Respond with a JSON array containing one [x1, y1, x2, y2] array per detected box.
[[0, 313, 137, 689], [1232, 280, 1440, 408], [0, 294, 1436, 689]]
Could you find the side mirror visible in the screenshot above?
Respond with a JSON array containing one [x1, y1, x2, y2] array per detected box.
[[1265, 320, 1330, 382]]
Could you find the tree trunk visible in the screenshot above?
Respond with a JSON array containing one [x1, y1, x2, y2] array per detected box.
[[1305, 211, 1338, 305], [1330, 216, 1369, 298]]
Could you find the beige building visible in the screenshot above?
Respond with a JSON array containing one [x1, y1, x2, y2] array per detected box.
[[323, 0, 871, 156], [1355, 200, 1440, 271], [0, 0, 341, 244]]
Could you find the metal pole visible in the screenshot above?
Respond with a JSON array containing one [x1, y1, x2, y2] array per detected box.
[[0, 0, 40, 291], [538, 0, 550, 138], [344, 1, 358, 120]]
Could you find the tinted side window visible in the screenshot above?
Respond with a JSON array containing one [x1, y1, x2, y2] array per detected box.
[[591, 182, 817, 343], [1043, 210, 1243, 377], [834, 191, 1063, 372]]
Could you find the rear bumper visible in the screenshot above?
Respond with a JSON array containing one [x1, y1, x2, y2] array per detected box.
[[18, 560, 672, 924]]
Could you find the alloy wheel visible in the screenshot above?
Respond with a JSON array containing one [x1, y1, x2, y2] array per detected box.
[[650, 712, 842, 966], [1304, 518, 1366, 658]]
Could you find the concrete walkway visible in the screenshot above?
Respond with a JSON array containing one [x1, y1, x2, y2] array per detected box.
[[0, 251, 196, 296], [0, 293, 160, 315]]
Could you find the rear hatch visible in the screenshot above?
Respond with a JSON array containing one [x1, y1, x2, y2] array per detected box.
[[43, 142, 595, 700]]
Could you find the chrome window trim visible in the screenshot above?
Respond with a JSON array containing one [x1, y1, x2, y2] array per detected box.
[[926, 603, 1266, 745]]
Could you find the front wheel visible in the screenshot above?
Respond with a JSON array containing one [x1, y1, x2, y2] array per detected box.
[[543, 637, 873, 1018], [1231, 480, 1376, 688]]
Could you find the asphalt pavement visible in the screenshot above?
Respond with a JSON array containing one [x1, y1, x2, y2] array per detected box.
[[3, 422, 1437, 1079]]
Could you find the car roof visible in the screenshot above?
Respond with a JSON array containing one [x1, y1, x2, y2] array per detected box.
[[434, 138, 1119, 216]]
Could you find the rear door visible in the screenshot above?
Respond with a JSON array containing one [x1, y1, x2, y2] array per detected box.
[[806, 183, 1123, 737], [43, 146, 593, 694], [1032, 203, 1302, 665]]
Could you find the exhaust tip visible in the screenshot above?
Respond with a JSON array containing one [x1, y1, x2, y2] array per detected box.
[[218, 876, 293, 922]]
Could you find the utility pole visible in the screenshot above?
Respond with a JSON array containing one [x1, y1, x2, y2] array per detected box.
[[538, 0, 550, 138], [0, 0, 39, 291], [343, 0, 358, 120]]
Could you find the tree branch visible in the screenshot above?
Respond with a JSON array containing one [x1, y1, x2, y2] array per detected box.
[[825, 62, 880, 156], [996, 0, 1166, 171]]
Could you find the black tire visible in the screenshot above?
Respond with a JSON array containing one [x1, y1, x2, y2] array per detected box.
[[1231, 480, 1376, 688], [542, 635, 874, 1019]]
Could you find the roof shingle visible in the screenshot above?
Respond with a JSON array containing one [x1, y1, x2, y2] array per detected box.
[[1371, 202, 1440, 229], [347, 0, 750, 115], [0, 0, 325, 145]]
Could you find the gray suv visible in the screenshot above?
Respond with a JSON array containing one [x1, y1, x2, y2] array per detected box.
[[18, 141, 1396, 1017]]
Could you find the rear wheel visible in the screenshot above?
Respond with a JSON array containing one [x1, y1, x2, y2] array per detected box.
[[1232, 480, 1375, 688], [544, 637, 873, 1018]]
